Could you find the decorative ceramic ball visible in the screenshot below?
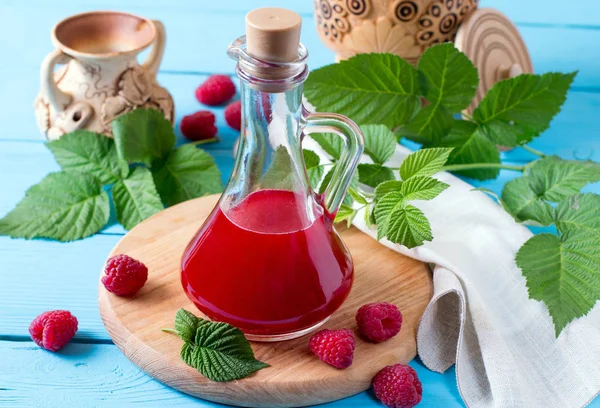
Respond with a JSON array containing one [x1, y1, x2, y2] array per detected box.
[[313, 0, 479, 64]]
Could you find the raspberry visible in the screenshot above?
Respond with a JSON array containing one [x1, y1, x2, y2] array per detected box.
[[372, 364, 422, 408], [309, 329, 355, 369], [356, 302, 402, 343], [29, 310, 78, 352], [102, 254, 148, 296], [195, 74, 236, 106], [224, 100, 241, 131], [180, 111, 217, 141]]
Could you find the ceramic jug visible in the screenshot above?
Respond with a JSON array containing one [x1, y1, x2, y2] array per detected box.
[[34, 11, 174, 140]]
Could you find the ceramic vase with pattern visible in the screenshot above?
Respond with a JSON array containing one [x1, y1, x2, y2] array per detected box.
[[313, 0, 479, 64]]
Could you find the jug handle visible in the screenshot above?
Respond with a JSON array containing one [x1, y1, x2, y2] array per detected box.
[[40, 49, 73, 112], [303, 111, 364, 215], [142, 20, 166, 77]]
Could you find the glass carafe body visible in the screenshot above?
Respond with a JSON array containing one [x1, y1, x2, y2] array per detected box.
[[181, 37, 364, 341]]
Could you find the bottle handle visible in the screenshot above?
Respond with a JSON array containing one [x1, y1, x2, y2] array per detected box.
[[40, 49, 73, 112], [303, 110, 364, 215], [142, 20, 166, 77]]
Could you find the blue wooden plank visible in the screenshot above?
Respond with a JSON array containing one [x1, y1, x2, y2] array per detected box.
[[0, 234, 118, 340], [0, 341, 464, 407], [2, 0, 600, 26], [484, 0, 600, 26], [0, 5, 599, 88], [0, 141, 61, 217]]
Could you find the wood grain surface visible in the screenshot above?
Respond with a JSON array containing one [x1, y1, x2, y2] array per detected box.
[[98, 195, 433, 407]]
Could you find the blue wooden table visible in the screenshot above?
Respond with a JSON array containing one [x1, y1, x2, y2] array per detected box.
[[1, 0, 599, 406]]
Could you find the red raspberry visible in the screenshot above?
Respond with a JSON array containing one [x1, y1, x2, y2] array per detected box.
[[224, 100, 242, 131], [372, 364, 422, 408], [195, 74, 236, 106], [356, 302, 402, 343], [309, 329, 355, 369], [29, 310, 78, 352], [102, 254, 148, 296], [180, 111, 217, 141]]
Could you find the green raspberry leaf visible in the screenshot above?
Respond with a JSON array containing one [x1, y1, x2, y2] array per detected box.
[[516, 231, 600, 336], [152, 144, 222, 207], [398, 44, 477, 144], [385, 204, 432, 248], [361, 124, 397, 165], [47, 130, 129, 184], [554, 194, 600, 236], [399, 147, 453, 180], [527, 156, 600, 202], [307, 164, 325, 191], [345, 171, 360, 205], [440, 120, 501, 180], [112, 108, 176, 166], [0, 172, 109, 241], [335, 204, 357, 227], [309, 133, 343, 160], [501, 177, 554, 225], [113, 167, 164, 230], [319, 165, 335, 195], [358, 163, 395, 188], [374, 191, 404, 240], [303, 149, 324, 190], [347, 187, 368, 205], [397, 104, 454, 145], [304, 53, 421, 128], [320, 165, 359, 206], [260, 145, 296, 190], [302, 149, 320, 169], [173, 310, 268, 382], [174, 309, 206, 343], [477, 120, 519, 147], [374, 180, 403, 201], [401, 176, 449, 202], [417, 43, 479, 112], [374, 191, 432, 248], [364, 202, 374, 228], [474, 72, 576, 145]]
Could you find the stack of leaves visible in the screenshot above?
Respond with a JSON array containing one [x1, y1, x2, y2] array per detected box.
[[0, 109, 222, 241], [163, 309, 268, 382], [303, 44, 600, 335], [505, 157, 600, 335], [305, 44, 575, 181], [303, 126, 451, 248]]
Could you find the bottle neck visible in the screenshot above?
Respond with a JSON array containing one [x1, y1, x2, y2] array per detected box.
[[220, 36, 319, 222], [240, 80, 304, 146], [221, 76, 320, 223]]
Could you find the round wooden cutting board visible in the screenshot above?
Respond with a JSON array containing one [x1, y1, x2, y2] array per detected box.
[[98, 195, 432, 408]]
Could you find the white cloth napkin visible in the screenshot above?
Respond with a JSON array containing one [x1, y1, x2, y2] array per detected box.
[[350, 145, 600, 408]]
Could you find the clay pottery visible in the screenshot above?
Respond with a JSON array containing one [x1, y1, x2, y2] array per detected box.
[[34, 11, 174, 140], [313, 0, 479, 64]]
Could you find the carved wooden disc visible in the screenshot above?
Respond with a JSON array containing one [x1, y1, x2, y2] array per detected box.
[[98, 195, 433, 407], [455, 8, 533, 114]]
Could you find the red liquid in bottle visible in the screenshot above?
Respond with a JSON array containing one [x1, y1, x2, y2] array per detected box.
[[181, 189, 353, 336]]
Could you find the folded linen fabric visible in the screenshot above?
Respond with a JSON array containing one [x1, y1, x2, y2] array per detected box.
[[351, 145, 600, 408]]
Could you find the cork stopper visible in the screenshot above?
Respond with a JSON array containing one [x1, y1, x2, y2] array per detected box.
[[245, 8, 302, 63]]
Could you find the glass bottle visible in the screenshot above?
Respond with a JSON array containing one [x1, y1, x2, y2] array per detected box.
[[181, 8, 364, 341]]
